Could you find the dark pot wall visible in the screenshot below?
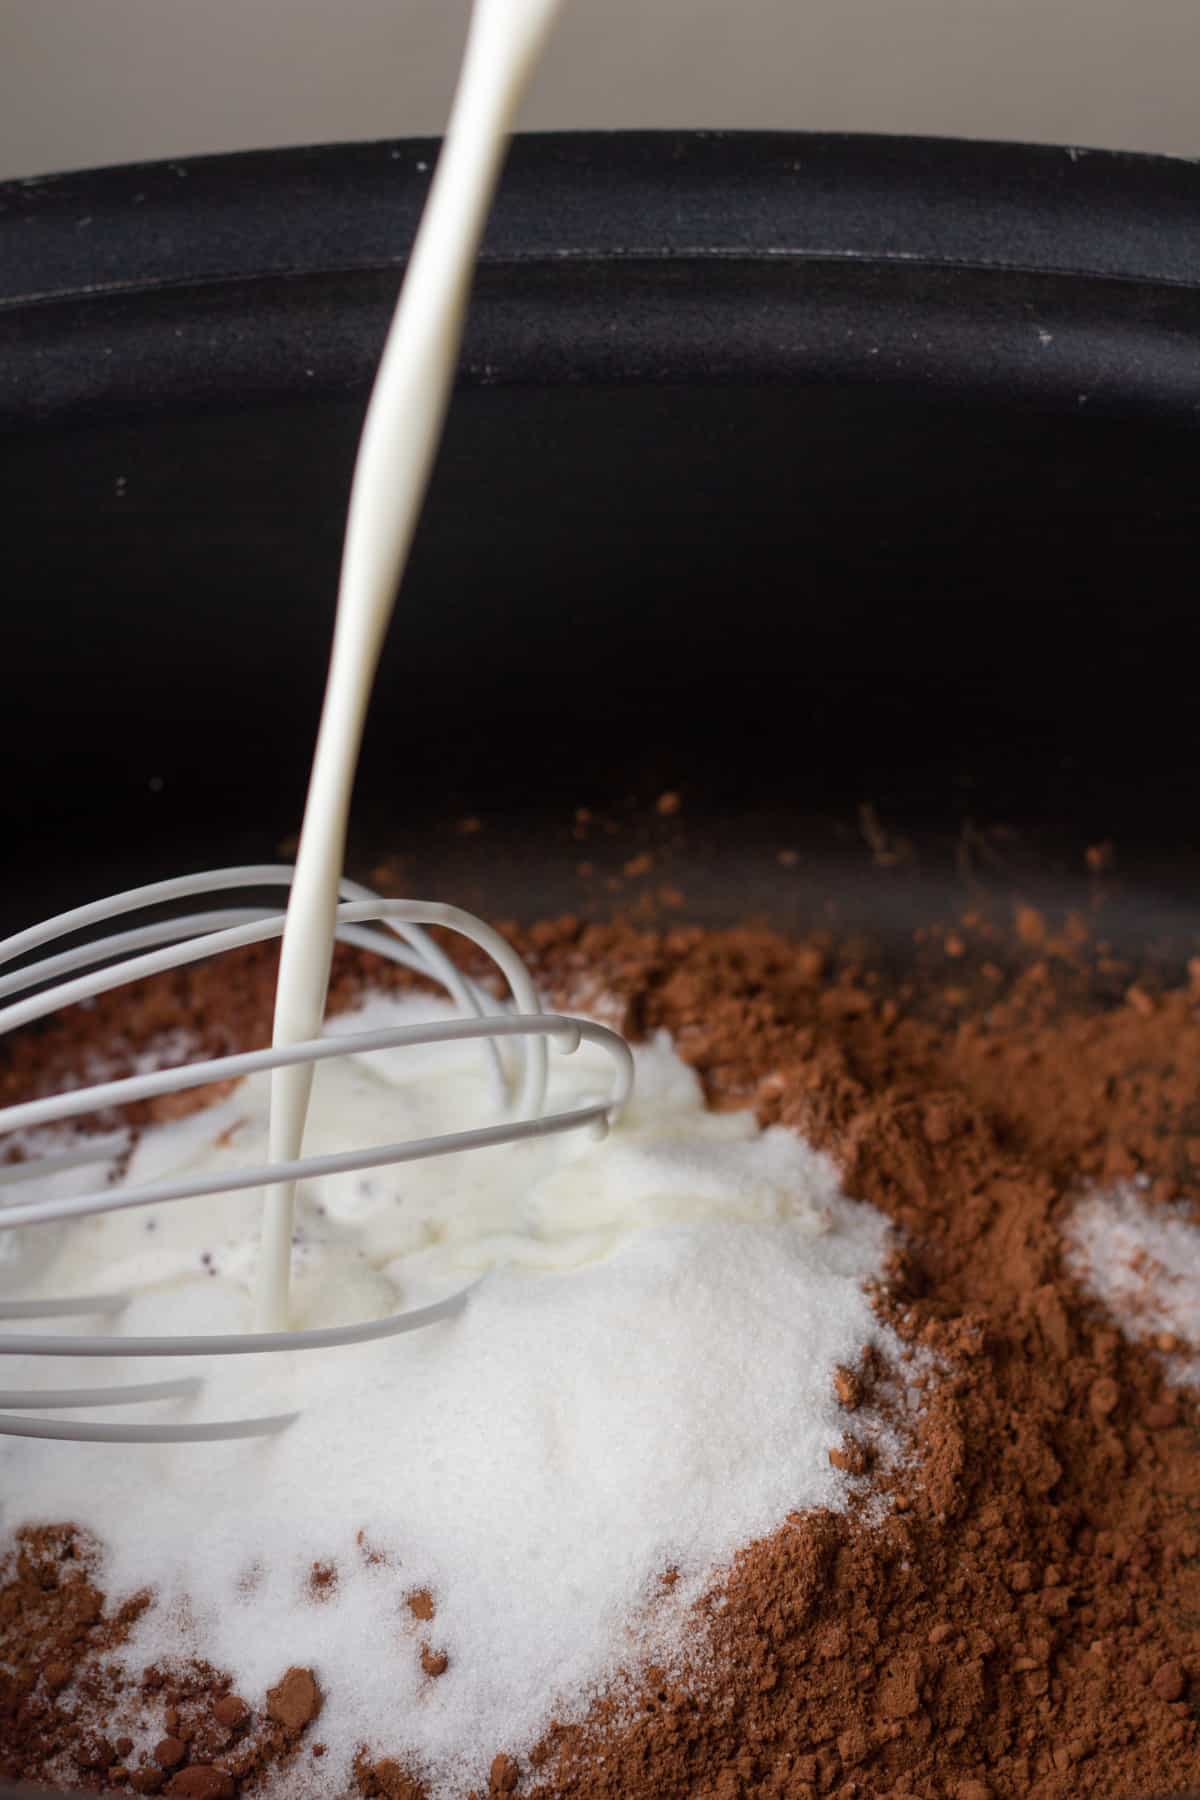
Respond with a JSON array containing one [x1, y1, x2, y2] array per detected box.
[[1, 133, 1198, 953]]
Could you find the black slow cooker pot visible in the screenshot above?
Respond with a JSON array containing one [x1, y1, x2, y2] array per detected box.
[[1, 129, 1199, 1800]]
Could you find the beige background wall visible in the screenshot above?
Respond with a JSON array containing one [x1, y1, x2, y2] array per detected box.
[[2, 0, 1198, 182]]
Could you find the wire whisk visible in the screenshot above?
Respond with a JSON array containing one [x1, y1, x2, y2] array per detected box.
[[0, 868, 633, 1444]]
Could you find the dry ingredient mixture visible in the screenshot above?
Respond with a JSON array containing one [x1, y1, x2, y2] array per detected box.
[[1, 901, 1198, 1800]]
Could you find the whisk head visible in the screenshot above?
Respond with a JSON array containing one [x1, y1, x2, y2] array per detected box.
[[0, 867, 633, 1443]]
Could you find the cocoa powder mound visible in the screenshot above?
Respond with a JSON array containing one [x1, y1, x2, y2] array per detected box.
[[0, 1526, 321, 1797], [2, 911, 1199, 1800]]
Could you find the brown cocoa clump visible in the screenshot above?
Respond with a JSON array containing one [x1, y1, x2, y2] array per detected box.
[[166, 1768, 235, 1800], [356, 1755, 425, 1800], [827, 1436, 870, 1476], [832, 1365, 862, 1411], [266, 1665, 321, 1732], [1151, 1661, 1187, 1703], [211, 1695, 249, 1730], [1, 913, 1199, 1800], [489, 1753, 520, 1795], [309, 1561, 338, 1600]]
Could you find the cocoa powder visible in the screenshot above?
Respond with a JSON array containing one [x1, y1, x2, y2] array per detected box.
[[1, 909, 1198, 1800]]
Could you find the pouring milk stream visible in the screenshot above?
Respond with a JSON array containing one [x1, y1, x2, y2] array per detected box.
[[259, 0, 566, 1330]]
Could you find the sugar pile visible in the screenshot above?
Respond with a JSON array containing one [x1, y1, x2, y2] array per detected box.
[[2, 995, 905, 1795], [1066, 1179, 1200, 1387]]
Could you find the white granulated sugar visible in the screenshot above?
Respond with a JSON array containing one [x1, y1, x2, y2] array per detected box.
[[2, 994, 905, 1795], [1066, 1181, 1200, 1387]]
